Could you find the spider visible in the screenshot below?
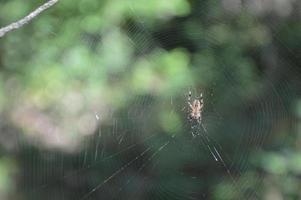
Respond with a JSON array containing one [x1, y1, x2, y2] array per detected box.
[[187, 91, 204, 123]]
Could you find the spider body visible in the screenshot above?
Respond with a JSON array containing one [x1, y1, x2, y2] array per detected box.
[[187, 91, 204, 123]]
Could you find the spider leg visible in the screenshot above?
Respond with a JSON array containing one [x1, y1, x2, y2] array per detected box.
[[188, 91, 192, 101], [197, 116, 202, 124], [196, 93, 203, 100]]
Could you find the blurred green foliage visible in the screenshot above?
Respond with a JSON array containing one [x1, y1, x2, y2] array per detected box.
[[0, 0, 301, 199]]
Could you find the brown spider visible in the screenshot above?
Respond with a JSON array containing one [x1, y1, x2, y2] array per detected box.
[[187, 91, 204, 123]]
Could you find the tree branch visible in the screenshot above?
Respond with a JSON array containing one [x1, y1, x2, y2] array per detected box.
[[0, 0, 59, 38]]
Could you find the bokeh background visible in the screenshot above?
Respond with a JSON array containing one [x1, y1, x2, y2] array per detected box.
[[0, 0, 301, 199]]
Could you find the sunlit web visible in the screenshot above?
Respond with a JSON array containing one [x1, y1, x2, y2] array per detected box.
[[18, 1, 293, 200]]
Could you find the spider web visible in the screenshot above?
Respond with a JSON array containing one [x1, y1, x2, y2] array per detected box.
[[8, 1, 299, 200], [75, 6, 235, 199]]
